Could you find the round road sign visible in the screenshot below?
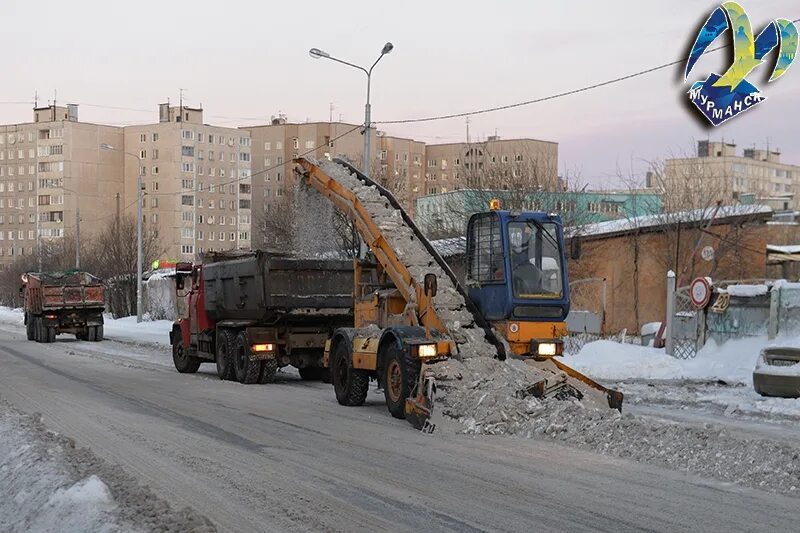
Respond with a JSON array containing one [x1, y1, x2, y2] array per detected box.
[[690, 277, 711, 309], [701, 246, 715, 262]]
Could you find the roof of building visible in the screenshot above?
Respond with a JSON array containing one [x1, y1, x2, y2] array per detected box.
[[573, 204, 773, 240], [425, 137, 558, 148], [767, 244, 800, 254]]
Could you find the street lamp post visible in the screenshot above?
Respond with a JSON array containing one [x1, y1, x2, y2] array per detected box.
[[100, 143, 144, 323], [309, 42, 394, 176]]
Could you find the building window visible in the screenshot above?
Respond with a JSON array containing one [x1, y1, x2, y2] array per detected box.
[[182, 130, 194, 140], [140, 134, 147, 143], [181, 245, 194, 255], [139, 149, 146, 159], [182, 146, 195, 157], [181, 195, 194, 206]]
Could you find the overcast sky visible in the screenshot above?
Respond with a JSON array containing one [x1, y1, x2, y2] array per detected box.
[[3, 0, 798, 185]]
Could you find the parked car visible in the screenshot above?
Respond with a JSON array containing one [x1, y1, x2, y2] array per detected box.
[[753, 347, 800, 398]]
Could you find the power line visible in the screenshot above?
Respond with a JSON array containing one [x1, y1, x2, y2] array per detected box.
[[374, 19, 800, 125]]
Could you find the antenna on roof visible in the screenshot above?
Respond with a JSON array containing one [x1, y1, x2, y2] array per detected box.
[[33, 90, 38, 108]]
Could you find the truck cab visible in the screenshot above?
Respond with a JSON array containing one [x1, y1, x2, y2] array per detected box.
[[465, 209, 570, 358]]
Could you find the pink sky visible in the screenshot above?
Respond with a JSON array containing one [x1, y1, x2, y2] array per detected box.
[[2, 0, 798, 185]]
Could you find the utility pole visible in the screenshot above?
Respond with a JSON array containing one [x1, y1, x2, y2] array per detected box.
[[137, 174, 143, 323], [75, 205, 80, 269]]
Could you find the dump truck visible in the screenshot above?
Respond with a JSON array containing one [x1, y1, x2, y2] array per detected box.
[[295, 158, 623, 424], [170, 253, 355, 384], [21, 270, 106, 343]]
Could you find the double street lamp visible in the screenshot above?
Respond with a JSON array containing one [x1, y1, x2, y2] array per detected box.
[[100, 143, 144, 323], [309, 42, 394, 176]]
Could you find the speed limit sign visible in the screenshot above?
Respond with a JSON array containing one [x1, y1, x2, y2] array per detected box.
[[690, 277, 711, 309]]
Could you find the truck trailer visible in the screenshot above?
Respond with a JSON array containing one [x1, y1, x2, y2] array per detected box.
[[170, 253, 354, 384], [21, 270, 105, 343]]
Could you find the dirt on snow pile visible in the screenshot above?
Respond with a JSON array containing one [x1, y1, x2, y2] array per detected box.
[[431, 357, 800, 497], [0, 398, 216, 533]]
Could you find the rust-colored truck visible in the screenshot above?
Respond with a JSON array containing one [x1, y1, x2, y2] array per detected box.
[[21, 271, 106, 343]]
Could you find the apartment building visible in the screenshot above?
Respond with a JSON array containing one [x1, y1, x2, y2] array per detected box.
[[422, 137, 559, 196], [376, 134, 426, 214], [663, 140, 800, 211], [123, 104, 252, 260], [0, 105, 125, 269], [243, 118, 376, 247]]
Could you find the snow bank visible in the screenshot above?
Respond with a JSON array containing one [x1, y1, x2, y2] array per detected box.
[[565, 336, 791, 385], [0, 401, 215, 532], [102, 315, 172, 347], [0, 411, 119, 533]]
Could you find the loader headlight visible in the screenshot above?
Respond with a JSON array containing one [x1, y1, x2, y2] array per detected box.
[[536, 342, 557, 357], [417, 344, 438, 358]]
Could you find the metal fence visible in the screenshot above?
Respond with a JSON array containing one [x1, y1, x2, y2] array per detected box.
[[671, 286, 700, 359]]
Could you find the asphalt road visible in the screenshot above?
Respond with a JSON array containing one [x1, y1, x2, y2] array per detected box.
[[0, 326, 797, 533]]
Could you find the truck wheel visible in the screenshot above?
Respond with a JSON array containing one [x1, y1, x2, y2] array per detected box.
[[26, 315, 34, 341], [258, 359, 278, 384], [331, 341, 368, 406], [173, 335, 201, 374], [382, 343, 418, 419], [33, 318, 42, 343], [298, 367, 324, 381], [76, 329, 87, 341], [93, 325, 104, 342], [216, 330, 235, 381], [233, 331, 261, 384], [46, 326, 56, 343], [87, 326, 97, 342]]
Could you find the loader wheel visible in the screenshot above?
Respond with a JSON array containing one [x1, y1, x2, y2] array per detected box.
[[382, 343, 418, 419], [25, 315, 34, 341], [331, 341, 368, 406], [216, 329, 235, 381], [233, 331, 261, 384], [299, 366, 325, 381], [258, 358, 278, 384], [173, 333, 201, 374]]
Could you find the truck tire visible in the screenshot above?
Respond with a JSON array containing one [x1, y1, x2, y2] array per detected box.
[[233, 331, 261, 384], [173, 333, 201, 374], [216, 329, 235, 381], [25, 314, 34, 341], [76, 329, 87, 341], [45, 326, 56, 343], [94, 325, 104, 342], [382, 343, 418, 419], [87, 326, 97, 342], [258, 359, 278, 384], [33, 318, 43, 343], [298, 366, 325, 381], [331, 340, 369, 406]]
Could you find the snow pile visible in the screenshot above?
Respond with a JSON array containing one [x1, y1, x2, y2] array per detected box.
[[0, 400, 215, 532], [433, 360, 800, 496], [102, 315, 172, 347], [566, 336, 778, 385]]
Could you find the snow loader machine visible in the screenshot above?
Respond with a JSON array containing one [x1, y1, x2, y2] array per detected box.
[[295, 158, 623, 431]]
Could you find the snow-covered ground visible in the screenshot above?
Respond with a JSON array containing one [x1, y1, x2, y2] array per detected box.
[[0, 306, 171, 348], [567, 336, 800, 420]]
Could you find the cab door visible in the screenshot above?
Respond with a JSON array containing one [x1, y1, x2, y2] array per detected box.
[[465, 212, 511, 321]]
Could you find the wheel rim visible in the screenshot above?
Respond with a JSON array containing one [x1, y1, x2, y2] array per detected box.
[[174, 343, 185, 363], [387, 359, 403, 403]]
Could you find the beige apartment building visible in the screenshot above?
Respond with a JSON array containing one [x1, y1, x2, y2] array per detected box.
[[0, 105, 125, 269], [124, 104, 252, 261], [664, 140, 800, 212], [377, 134, 426, 214], [243, 118, 376, 248], [423, 137, 560, 197]]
